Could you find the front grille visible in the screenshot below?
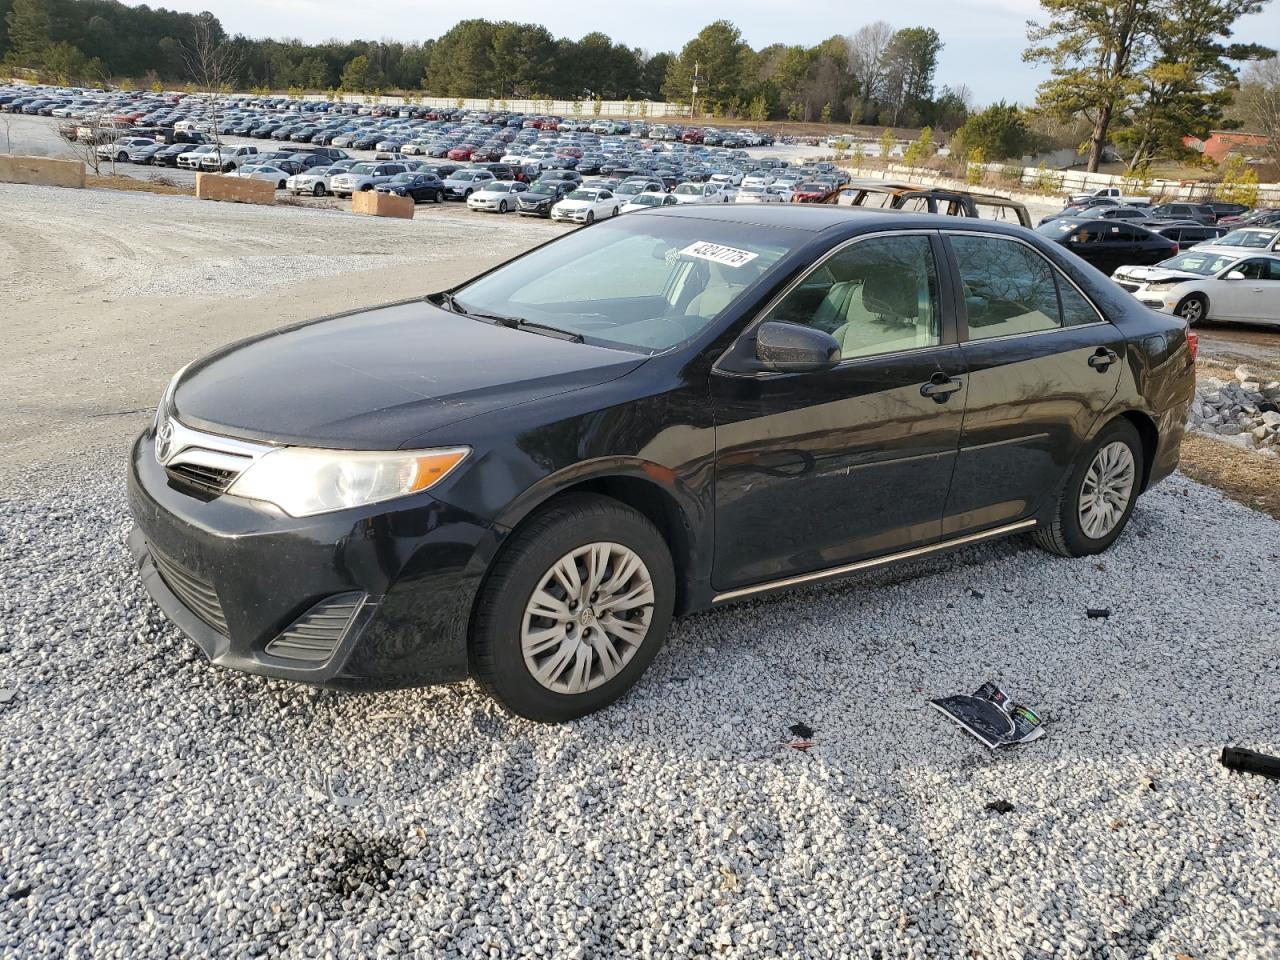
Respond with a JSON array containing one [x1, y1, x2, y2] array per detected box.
[[264, 593, 365, 662], [165, 462, 239, 495], [150, 545, 228, 636]]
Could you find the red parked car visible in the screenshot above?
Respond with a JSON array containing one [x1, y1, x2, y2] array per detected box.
[[681, 128, 704, 144], [790, 181, 833, 203], [447, 144, 478, 161]]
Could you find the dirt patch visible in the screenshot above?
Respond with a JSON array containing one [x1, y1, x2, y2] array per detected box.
[[87, 174, 193, 196], [1179, 433, 1280, 520]]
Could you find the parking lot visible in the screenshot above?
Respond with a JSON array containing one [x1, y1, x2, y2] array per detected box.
[[2, 178, 1280, 958]]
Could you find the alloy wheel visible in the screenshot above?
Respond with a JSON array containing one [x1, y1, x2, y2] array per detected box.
[[1078, 441, 1136, 539], [521, 542, 655, 695], [1178, 297, 1204, 324]]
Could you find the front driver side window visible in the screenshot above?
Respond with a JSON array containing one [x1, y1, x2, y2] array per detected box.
[[760, 234, 941, 360]]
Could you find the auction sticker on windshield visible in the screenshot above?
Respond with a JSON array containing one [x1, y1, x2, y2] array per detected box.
[[680, 241, 759, 268]]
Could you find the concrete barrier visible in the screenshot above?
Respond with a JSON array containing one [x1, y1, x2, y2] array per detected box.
[[195, 172, 276, 205], [352, 190, 414, 219], [0, 154, 85, 189]]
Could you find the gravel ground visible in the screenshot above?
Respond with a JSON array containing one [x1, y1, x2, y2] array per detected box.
[[2, 460, 1278, 959]]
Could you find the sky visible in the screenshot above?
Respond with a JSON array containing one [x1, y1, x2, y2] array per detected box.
[[125, 0, 1280, 106]]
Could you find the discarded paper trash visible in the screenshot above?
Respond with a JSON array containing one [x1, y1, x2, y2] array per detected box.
[[929, 682, 1044, 749]]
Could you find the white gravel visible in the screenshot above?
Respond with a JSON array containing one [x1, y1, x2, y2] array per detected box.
[[2, 460, 1278, 958]]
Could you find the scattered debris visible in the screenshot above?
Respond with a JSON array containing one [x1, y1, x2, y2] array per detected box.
[[968, 588, 985, 599], [985, 799, 1015, 814], [1087, 608, 1111, 619], [929, 682, 1044, 749], [1221, 746, 1280, 781], [784, 739, 816, 752], [788, 722, 814, 739]]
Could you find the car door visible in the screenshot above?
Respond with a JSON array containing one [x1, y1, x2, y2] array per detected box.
[[941, 231, 1124, 536], [710, 231, 967, 591], [1228, 258, 1280, 322]]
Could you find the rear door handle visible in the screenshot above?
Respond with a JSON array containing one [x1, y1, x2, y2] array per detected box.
[[920, 372, 963, 402], [1088, 348, 1119, 371]]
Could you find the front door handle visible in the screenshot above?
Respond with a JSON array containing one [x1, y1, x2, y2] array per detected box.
[[920, 372, 963, 403], [1088, 348, 1119, 371]]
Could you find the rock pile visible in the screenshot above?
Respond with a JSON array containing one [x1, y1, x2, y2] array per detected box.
[[1188, 365, 1280, 456]]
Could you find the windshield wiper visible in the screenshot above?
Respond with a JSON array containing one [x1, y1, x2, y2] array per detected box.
[[439, 294, 584, 343]]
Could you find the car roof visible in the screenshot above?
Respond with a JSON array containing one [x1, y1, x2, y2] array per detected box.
[[644, 203, 1037, 237]]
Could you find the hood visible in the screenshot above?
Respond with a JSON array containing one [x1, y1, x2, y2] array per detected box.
[[1114, 265, 1195, 283], [172, 299, 647, 449]]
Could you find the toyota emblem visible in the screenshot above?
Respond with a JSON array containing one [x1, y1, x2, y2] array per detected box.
[[156, 421, 174, 462]]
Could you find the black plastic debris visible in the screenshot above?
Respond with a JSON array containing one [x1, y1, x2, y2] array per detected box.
[[968, 588, 986, 599], [985, 799, 1015, 814], [1221, 746, 1280, 781], [789, 722, 815, 739], [1087, 608, 1111, 619]]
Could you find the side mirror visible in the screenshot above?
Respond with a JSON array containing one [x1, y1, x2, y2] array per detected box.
[[755, 321, 842, 373], [1225, 270, 1246, 281]]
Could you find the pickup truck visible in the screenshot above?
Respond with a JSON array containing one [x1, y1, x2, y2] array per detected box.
[[1066, 186, 1150, 207]]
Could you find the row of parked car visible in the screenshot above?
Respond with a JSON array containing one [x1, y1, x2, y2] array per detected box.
[[1029, 193, 1280, 326]]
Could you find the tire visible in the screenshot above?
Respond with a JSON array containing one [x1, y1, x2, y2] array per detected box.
[[585, 211, 595, 224], [498, 200, 508, 213], [222, 163, 234, 173], [1033, 418, 1144, 558], [360, 183, 373, 191], [277, 180, 286, 189], [312, 183, 326, 197], [471, 494, 675, 722], [434, 190, 444, 203], [464, 189, 473, 199], [1174, 293, 1207, 326], [612, 207, 619, 217]]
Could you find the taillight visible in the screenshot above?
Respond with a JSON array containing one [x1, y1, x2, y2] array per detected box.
[[1171, 244, 1180, 255], [1187, 331, 1199, 361]]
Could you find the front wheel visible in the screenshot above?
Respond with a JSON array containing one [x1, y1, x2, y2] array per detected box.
[[498, 200, 508, 213], [612, 207, 619, 217], [1174, 293, 1207, 326], [277, 180, 286, 189], [471, 495, 675, 722], [585, 211, 594, 224], [1034, 419, 1143, 557]]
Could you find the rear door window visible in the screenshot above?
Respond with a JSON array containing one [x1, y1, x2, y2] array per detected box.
[[949, 235, 1101, 339]]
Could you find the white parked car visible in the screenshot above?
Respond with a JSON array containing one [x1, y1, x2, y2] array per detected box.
[[1192, 227, 1280, 256], [176, 145, 218, 169], [735, 185, 787, 204], [620, 192, 680, 213], [199, 144, 259, 172], [551, 188, 620, 224], [286, 166, 333, 196], [236, 164, 290, 189], [1112, 251, 1280, 326], [96, 137, 156, 162], [466, 180, 529, 213], [671, 182, 731, 204], [329, 161, 408, 198]]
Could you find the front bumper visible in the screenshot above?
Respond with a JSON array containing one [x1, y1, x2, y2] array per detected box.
[[127, 430, 498, 689]]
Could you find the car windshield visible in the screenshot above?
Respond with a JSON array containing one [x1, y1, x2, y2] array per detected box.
[[348, 162, 376, 174], [452, 217, 794, 353], [567, 190, 598, 201], [1157, 251, 1243, 276], [388, 173, 415, 182], [1215, 230, 1275, 248], [674, 183, 702, 195], [631, 194, 663, 206], [528, 183, 557, 195], [453, 171, 477, 181], [796, 182, 824, 192]]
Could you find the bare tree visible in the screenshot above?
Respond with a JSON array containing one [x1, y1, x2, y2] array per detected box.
[[846, 21, 894, 105], [56, 114, 118, 176], [1235, 57, 1280, 164], [181, 13, 242, 160]]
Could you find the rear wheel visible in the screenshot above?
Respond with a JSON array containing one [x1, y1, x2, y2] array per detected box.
[[1174, 293, 1207, 326], [1034, 419, 1143, 557], [471, 495, 674, 722], [434, 189, 444, 203], [116, 151, 127, 162]]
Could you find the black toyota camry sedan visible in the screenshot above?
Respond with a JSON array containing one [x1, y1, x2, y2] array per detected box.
[[128, 206, 1195, 721]]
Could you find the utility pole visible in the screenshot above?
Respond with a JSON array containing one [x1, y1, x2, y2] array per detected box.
[[691, 61, 699, 120]]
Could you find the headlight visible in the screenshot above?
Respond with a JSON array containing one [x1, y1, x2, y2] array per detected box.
[[1144, 281, 1176, 292], [226, 446, 469, 517]]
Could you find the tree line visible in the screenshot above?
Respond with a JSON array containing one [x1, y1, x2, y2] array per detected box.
[[0, 0, 964, 127]]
